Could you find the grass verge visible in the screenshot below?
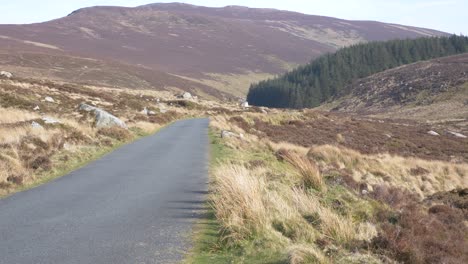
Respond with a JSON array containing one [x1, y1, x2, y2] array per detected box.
[[185, 129, 288, 264], [188, 114, 468, 264]]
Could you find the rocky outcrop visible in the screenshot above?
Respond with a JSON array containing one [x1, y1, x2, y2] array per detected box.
[[79, 103, 127, 129], [0, 71, 12, 79]]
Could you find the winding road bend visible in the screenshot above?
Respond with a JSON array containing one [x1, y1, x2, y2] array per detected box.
[[0, 118, 210, 264]]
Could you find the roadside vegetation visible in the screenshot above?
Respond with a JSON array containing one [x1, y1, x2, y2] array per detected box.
[[0, 76, 206, 197], [190, 110, 467, 263], [1, 71, 467, 263]]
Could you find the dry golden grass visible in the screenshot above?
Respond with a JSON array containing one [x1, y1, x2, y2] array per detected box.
[[210, 114, 260, 147], [211, 162, 359, 251], [212, 164, 269, 243], [210, 114, 238, 132], [243, 111, 303, 126], [288, 244, 329, 264], [267, 141, 310, 156], [356, 222, 378, 242], [61, 119, 96, 137], [0, 107, 40, 123], [0, 125, 57, 145], [290, 188, 356, 245], [319, 208, 355, 244], [308, 144, 468, 197], [0, 148, 29, 184], [130, 121, 160, 134], [280, 150, 325, 191], [209, 118, 383, 256]]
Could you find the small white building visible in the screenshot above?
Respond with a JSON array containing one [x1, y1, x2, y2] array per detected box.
[[241, 101, 249, 108]]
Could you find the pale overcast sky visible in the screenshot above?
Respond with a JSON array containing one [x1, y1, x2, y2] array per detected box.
[[0, 0, 466, 34]]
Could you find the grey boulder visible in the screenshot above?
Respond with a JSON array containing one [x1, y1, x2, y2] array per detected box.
[[79, 103, 127, 129]]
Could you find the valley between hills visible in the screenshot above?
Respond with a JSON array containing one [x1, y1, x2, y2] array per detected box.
[[0, 3, 467, 264]]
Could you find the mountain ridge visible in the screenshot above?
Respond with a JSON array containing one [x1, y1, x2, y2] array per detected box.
[[0, 3, 448, 97]]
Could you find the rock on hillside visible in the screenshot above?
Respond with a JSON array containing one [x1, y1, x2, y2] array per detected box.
[[79, 103, 127, 129], [0, 71, 12, 78]]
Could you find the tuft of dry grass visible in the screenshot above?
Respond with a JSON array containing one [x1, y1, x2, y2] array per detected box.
[[319, 209, 356, 245], [288, 244, 329, 264], [356, 222, 378, 242], [211, 164, 269, 243], [279, 149, 325, 191], [291, 188, 356, 245]]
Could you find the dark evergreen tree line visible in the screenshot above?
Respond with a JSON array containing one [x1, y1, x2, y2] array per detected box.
[[247, 35, 468, 108]]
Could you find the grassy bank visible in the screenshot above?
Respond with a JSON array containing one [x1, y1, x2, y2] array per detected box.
[[0, 76, 207, 198], [187, 129, 287, 263], [187, 113, 467, 263]]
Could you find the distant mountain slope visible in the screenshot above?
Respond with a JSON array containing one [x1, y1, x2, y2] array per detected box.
[[324, 53, 468, 122], [248, 36, 468, 107], [0, 3, 447, 97], [0, 52, 226, 99]]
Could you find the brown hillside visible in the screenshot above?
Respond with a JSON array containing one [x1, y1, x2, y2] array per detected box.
[[326, 53, 468, 122], [0, 3, 447, 97]]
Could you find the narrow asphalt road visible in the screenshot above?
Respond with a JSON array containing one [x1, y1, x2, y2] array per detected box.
[[0, 118, 210, 264]]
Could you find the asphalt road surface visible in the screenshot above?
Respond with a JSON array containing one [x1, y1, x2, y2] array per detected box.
[[0, 118, 210, 264]]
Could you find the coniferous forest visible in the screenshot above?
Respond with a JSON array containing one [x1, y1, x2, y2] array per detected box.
[[247, 35, 468, 108]]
